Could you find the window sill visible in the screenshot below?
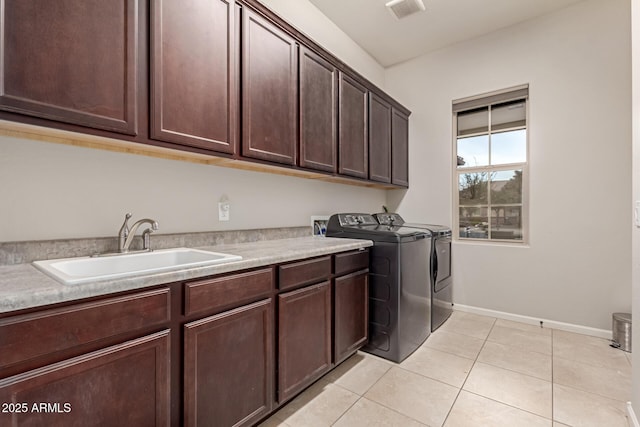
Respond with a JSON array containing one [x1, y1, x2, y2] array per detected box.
[[453, 239, 530, 249]]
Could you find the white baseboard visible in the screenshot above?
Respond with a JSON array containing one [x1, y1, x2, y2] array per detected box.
[[628, 402, 640, 427], [453, 304, 612, 339]]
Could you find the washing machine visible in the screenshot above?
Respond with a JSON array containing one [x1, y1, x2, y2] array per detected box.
[[374, 213, 453, 331], [326, 213, 431, 363]]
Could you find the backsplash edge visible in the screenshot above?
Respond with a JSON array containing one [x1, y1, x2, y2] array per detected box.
[[0, 226, 311, 266]]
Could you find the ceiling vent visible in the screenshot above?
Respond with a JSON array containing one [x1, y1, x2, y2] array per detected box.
[[385, 0, 426, 20]]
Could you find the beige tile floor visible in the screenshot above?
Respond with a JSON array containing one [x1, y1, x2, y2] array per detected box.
[[260, 311, 632, 427]]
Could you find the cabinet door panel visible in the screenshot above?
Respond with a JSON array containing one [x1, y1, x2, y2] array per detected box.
[[278, 281, 331, 403], [334, 271, 369, 364], [151, 0, 236, 153], [369, 93, 392, 183], [0, 0, 139, 135], [299, 47, 337, 172], [184, 299, 274, 427], [392, 108, 410, 187], [338, 73, 368, 178], [242, 9, 298, 165], [0, 331, 170, 427], [0, 288, 170, 372]]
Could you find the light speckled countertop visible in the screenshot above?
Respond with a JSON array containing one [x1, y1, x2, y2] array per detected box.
[[0, 237, 372, 314]]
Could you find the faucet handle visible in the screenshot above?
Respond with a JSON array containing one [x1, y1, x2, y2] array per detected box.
[[118, 213, 133, 253], [121, 213, 132, 230]]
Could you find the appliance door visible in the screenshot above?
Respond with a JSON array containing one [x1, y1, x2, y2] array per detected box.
[[433, 236, 451, 292]]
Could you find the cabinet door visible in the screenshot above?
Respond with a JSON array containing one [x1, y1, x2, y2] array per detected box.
[[338, 73, 368, 178], [242, 9, 298, 165], [0, 288, 170, 377], [334, 271, 369, 364], [0, 331, 170, 427], [299, 47, 337, 172], [0, 0, 139, 135], [392, 108, 410, 187], [368, 92, 392, 183], [151, 0, 236, 153], [278, 281, 332, 403], [184, 299, 274, 427]]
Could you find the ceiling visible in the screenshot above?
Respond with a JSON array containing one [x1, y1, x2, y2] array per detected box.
[[307, 0, 585, 67]]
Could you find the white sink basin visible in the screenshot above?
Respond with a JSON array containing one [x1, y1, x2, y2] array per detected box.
[[33, 248, 242, 285]]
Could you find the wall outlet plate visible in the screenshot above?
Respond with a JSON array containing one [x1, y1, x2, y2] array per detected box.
[[219, 202, 230, 221]]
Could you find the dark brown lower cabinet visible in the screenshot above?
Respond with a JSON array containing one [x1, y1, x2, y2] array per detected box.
[[0, 251, 370, 427], [334, 270, 369, 364], [0, 330, 170, 427], [278, 281, 332, 403], [183, 298, 274, 427]]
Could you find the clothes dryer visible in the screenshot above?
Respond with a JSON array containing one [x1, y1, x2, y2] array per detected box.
[[374, 213, 453, 331]]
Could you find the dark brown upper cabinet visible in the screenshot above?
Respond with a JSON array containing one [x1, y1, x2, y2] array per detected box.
[[0, 0, 410, 188], [368, 92, 392, 183], [299, 47, 337, 173], [392, 107, 410, 187], [338, 73, 368, 179], [0, 0, 139, 135], [151, 0, 236, 154], [242, 8, 298, 165]]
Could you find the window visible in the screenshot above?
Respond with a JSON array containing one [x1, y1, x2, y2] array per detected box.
[[453, 86, 528, 242]]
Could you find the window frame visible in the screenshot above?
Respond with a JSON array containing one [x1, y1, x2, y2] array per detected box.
[[452, 85, 530, 244]]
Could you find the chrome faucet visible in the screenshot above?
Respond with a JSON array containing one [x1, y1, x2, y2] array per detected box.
[[118, 213, 159, 253]]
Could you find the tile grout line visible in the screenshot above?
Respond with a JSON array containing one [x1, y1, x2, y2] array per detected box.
[[347, 316, 626, 426], [461, 389, 554, 422], [440, 316, 497, 426], [551, 378, 632, 405], [330, 394, 430, 427], [395, 360, 470, 390], [328, 382, 361, 427], [446, 317, 556, 425], [480, 321, 555, 423], [329, 358, 402, 424], [269, 316, 628, 427], [473, 319, 556, 383], [334, 366, 430, 426], [552, 336, 632, 404]]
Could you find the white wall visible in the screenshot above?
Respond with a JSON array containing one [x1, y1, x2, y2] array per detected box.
[[385, 0, 631, 330], [259, 0, 385, 88], [0, 137, 386, 241], [631, 0, 640, 418], [0, 0, 387, 242]]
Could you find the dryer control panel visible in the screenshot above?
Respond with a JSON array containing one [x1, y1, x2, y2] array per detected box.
[[375, 213, 404, 225]]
